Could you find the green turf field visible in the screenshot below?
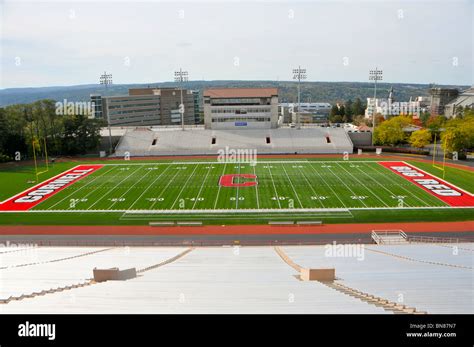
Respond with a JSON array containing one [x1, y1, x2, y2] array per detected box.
[[1, 158, 473, 225], [29, 160, 456, 211]]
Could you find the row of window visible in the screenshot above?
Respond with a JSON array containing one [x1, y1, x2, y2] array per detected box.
[[109, 103, 160, 110], [211, 117, 271, 122], [210, 98, 269, 105], [108, 97, 159, 103], [211, 107, 271, 114], [109, 108, 160, 116]]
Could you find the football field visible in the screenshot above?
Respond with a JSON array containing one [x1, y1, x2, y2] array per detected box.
[[9, 160, 470, 213]]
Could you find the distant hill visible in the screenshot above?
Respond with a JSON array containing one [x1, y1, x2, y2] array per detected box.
[[0, 80, 470, 107]]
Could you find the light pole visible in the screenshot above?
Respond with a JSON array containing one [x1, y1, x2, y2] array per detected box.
[[99, 71, 113, 154], [369, 68, 383, 146], [99, 71, 113, 88], [292, 66, 306, 129], [174, 69, 188, 131]]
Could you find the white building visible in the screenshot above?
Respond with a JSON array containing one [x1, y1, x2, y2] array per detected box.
[[203, 88, 279, 129], [279, 102, 331, 123], [444, 87, 474, 118], [365, 88, 428, 118]]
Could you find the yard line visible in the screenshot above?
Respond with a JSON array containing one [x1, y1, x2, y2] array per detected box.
[[235, 163, 241, 209], [192, 164, 214, 209], [86, 165, 145, 210], [296, 166, 325, 208], [363, 163, 432, 206], [353, 164, 412, 207], [149, 166, 186, 210], [106, 166, 157, 209], [213, 163, 228, 209], [313, 162, 370, 207], [46, 165, 117, 210], [60, 166, 135, 210], [126, 164, 172, 210], [253, 164, 260, 209], [170, 164, 201, 209], [307, 163, 348, 208], [281, 164, 303, 208], [266, 163, 281, 209], [335, 162, 388, 207]]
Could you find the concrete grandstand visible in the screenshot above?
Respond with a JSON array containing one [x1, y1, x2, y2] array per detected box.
[[114, 127, 354, 157], [0, 243, 471, 314]]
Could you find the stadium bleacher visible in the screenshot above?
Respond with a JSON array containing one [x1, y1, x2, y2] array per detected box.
[[1, 244, 471, 313], [114, 127, 354, 157]]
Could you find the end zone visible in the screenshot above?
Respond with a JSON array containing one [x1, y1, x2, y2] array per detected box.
[[0, 165, 103, 211], [379, 161, 474, 207]]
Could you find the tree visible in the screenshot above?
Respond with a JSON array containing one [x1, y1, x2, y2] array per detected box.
[[1, 105, 28, 159], [455, 106, 464, 118], [330, 104, 344, 123], [330, 105, 339, 119], [344, 99, 353, 123], [0, 99, 102, 161], [419, 111, 431, 127], [441, 113, 474, 153], [373, 115, 413, 146], [426, 115, 446, 138], [337, 105, 345, 118], [352, 115, 366, 126], [351, 98, 365, 116], [409, 129, 431, 149], [61, 114, 102, 155]]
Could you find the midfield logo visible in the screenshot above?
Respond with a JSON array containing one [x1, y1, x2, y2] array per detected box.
[[219, 174, 258, 187]]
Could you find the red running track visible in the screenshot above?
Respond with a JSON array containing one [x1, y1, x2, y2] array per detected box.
[[0, 221, 472, 235]]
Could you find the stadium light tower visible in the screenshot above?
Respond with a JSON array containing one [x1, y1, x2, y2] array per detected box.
[[292, 66, 306, 129], [99, 71, 113, 154], [369, 67, 383, 146], [174, 68, 189, 131], [99, 71, 113, 88]]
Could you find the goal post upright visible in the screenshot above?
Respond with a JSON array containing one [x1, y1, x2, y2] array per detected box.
[[432, 133, 446, 179], [31, 136, 50, 183], [32, 137, 39, 183]]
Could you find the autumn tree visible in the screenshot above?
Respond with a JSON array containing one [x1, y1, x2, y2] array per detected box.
[[409, 129, 431, 148], [373, 115, 413, 146]]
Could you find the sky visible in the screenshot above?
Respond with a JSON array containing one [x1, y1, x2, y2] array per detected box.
[[0, 0, 473, 89]]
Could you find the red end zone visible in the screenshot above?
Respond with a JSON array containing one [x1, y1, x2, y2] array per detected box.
[[0, 165, 103, 211], [379, 162, 474, 207]]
